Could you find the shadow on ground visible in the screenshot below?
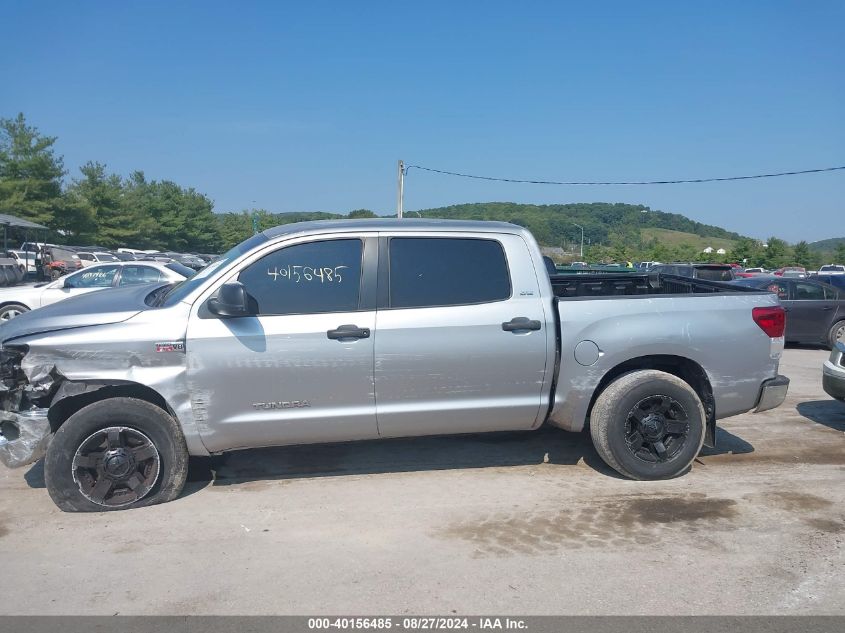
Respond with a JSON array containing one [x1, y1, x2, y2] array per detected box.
[[23, 424, 764, 493], [797, 399, 845, 432], [205, 426, 621, 487], [698, 426, 755, 458]]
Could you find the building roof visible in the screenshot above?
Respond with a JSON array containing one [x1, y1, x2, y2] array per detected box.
[[0, 213, 49, 230]]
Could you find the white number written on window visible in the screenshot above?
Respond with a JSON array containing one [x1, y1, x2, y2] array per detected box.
[[267, 265, 349, 283]]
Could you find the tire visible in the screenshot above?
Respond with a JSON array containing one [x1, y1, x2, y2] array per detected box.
[[589, 370, 706, 480], [829, 320, 845, 349], [0, 303, 30, 322], [45, 398, 188, 512]]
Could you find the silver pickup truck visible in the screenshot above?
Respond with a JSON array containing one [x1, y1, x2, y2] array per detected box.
[[0, 219, 789, 512]]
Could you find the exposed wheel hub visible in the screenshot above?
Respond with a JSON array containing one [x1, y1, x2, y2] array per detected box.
[[640, 413, 666, 439], [103, 449, 135, 479]]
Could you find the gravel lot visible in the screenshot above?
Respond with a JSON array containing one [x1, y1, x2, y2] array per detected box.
[[0, 347, 842, 615]]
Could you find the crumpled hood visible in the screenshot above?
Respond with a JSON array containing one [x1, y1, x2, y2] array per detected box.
[[0, 283, 167, 345]]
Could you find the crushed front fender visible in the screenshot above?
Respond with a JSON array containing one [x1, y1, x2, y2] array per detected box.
[[0, 408, 51, 468]]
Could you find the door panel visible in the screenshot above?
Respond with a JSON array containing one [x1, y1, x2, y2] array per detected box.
[[186, 235, 379, 452], [186, 311, 377, 452], [374, 234, 548, 437], [789, 282, 834, 343]]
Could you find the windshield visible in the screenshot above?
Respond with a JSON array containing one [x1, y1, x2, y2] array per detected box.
[[161, 232, 268, 306]]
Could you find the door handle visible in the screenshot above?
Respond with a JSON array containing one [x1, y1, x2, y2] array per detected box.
[[822, 306, 834, 311], [327, 324, 370, 340], [502, 317, 542, 332]]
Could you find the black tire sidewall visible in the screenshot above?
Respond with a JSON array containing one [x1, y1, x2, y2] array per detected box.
[[45, 398, 187, 512], [604, 376, 705, 480], [0, 304, 29, 320], [829, 320, 845, 349]]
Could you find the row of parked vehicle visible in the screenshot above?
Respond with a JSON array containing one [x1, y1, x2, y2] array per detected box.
[[4, 243, 216, 282]]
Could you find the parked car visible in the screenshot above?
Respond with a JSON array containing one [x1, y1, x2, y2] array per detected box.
[[163, 252, 207, 271], [0, 219, 789, 512], [76, 251, 121, 267], [649, 263, 735, 282], [0, 261, 192, 321], [812, 273, 845, 293], [7, 250, 38, 274], [114, 251, 137, 261], [773, 266, 807, 278], [823, 342, 845, 402], [818, 264, 845, 275], [731, 276, 845, 347], [736, 267, 767, 277]]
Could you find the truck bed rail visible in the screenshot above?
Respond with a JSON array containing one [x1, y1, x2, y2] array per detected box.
[[550, 273, 757, 298]]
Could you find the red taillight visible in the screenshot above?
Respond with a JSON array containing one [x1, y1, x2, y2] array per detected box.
[[753, 306, 785, 338]]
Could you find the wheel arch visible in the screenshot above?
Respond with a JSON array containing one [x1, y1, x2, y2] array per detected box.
[[586, 355, 716, 447], [0, 300, 31, 310], [47, 380, 176, 434]]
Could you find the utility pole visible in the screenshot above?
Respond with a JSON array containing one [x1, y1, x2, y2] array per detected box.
[[397, 160, 405, 218], [572, 223, 584, 258]]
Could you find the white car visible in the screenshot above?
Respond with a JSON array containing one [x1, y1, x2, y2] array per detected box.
[[819, 264, 845, 275], [76, 251, 121, 267], [7, 250, 38, 274], [0, 261, 192, 321]]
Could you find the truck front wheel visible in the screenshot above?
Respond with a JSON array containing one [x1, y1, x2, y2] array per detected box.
[[45, 398, 189, 512], [589, 370, 706, 480]]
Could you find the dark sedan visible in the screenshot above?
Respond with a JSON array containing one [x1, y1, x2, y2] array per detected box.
[[732, 276, 845, 348]]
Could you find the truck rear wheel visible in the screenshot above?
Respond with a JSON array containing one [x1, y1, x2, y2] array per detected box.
[[44, 398, 188, 512], [589, 370, 706, 480]]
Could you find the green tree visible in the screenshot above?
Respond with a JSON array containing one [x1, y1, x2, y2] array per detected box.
[[347, 209, 377, 219], [792, 241, 811, 267], [68, 162, 161, 248], [762, 237, 789, 269], [836, 243, 845, 265], [730, 238, 762, 266], [0, 113, 65, 227]]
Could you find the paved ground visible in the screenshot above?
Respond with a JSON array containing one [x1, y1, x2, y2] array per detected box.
[[0, 347, 842, 615]]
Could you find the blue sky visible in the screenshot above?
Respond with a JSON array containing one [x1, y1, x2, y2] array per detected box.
[[2, 1, 843, 241]]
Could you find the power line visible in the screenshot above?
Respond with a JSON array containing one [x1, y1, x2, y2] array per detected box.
[[404, 164, 845, 185]]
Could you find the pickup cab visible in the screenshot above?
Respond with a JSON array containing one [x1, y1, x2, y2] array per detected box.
[[0, 219, 789, 512]]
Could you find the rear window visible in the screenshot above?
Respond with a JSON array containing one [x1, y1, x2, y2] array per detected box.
[[695, 268, 734, 282], [388, 237, 510, 308]]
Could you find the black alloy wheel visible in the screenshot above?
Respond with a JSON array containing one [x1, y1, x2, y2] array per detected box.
[[624, 394, 690, 463], [71, 426, 161, 508]]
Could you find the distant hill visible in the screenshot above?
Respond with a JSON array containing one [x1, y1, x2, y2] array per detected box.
[[412, 202, 745, 248], [808, 237, 845, 253], [640, 228, 737, 252]]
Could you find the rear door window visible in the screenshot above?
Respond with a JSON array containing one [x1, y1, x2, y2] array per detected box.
[[238, 239, 363, 315], [793, 282, 825, 301], [118, 265, 164, 286], [388, 237, 511, 308]]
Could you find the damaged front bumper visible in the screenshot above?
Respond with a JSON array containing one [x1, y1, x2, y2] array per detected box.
[[0, 345, 54, 468], [0, 407, 51, 468]]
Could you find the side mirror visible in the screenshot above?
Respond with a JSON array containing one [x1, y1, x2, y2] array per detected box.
[[207, 281, 253, 318]]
